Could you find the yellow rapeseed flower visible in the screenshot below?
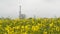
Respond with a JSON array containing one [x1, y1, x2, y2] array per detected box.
[[8, 32, 13, 34], [56, 26, 60, 31], [32, 20, 34, 23], [0, 20, 2, 23], [5, 26, 10, 32], [21, 26, 25, 29], [15, 26, 20, 29], [32, 25, 39, 31], [23, 32, 27, 34], [43, 31, 47, 34], [49, 23, 53, 27], [25, 25, 29, 30]]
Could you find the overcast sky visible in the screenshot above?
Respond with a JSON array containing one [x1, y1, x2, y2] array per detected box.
[[0, 0, 60, 18]]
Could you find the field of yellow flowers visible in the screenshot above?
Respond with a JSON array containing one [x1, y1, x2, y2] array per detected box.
[[0, 18, 60, 34]]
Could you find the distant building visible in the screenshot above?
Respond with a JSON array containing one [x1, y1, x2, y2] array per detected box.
[[19, 5, 26, 19]]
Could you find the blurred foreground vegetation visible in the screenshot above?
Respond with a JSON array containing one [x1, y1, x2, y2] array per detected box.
[[0, 18, 60, 34]]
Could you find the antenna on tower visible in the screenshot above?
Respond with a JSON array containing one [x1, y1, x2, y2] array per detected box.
[[19, 0, 22, 19], [19, 0, 26, 19], [20, 5, 21, 14], [19, 5, 21, 18]]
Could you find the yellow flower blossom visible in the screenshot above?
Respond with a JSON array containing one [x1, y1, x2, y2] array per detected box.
[[21, 26, 25, 29], [43, 31, 47, 34], [25, 25, 29, 31], [49, 23, 53, 27], [22, 32, 27, 34], [56, 26, 60, 31], [0, 20, 2, 23], [32, 25, 39, 31], [15, 26, 20, 29], [5, 26, 10, 32]]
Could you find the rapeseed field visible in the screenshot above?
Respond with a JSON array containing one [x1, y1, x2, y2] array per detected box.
[[0, 18, 60, 34]]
